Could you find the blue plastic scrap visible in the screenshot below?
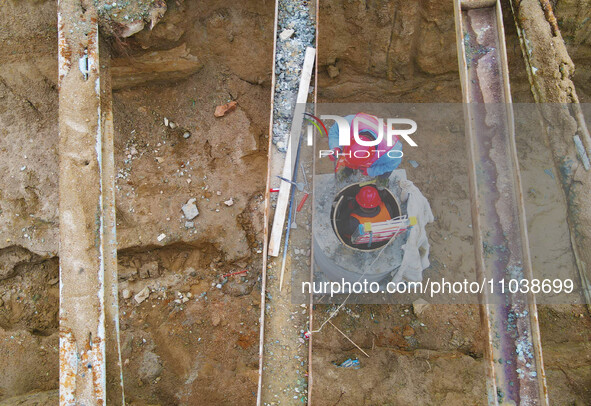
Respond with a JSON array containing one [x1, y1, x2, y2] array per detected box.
[[336, 358, 360, 369]]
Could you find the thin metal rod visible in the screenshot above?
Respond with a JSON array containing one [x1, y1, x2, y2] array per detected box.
[[279, 137, 303, 291]]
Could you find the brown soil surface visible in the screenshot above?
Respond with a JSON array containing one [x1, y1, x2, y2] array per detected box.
[[0, 0, 272, 404]]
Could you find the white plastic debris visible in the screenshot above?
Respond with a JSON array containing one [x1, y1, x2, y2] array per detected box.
[[224, 198, 234, 207], [395, 179, 435, 283], [157, 233, 166, 242]]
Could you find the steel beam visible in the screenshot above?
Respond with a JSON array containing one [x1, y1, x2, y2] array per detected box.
[[454, 0, 549, 404], [58, 0, 123, 404]]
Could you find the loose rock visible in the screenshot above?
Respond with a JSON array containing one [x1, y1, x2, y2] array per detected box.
[[327, 65, 339, 79], [134, 286, 151, 304], [279, 29, 295, 40], [122, 289, 132, 300], [182, 198, 199, 220], [412, 299, 430, 316], [214, 101, 237, 117], [139, 351, 163, 383], [224, 198, 234, 207]]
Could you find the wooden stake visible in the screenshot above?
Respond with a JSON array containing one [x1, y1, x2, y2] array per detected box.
[[328, 321, 370, 358], [268, 47, 316, 257]]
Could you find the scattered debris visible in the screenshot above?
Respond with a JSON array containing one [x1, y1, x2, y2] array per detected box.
[[271, 0, 315, 149], [134, 286, 151, 304], [224, 198, 234, 207], [157, 233, 166, 242], [182, 198, 199, 220], [409, 160, 419, 168], [184, 221, 195, 229], [221, 269, 248, 279], [336, 359, 360, 369], [122, 289, 132, 300], [214, 101, 238, 117], [183, 131, 191, 139], [279, 28, 295, 40]]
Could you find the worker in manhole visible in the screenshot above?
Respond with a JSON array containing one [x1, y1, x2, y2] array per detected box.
[[328, 112, 403, 188], [342, 185, 395, 239]]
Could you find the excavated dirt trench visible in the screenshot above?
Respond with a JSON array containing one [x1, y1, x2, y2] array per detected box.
[[310, 1, 591, 405], [0, 0, 590, 405], [1, 0, 272, 404]]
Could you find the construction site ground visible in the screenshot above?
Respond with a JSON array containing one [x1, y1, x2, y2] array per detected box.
[[1, 0, 590, 405]]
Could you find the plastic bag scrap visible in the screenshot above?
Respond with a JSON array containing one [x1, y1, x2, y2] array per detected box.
[[393, 179, 434, 283]]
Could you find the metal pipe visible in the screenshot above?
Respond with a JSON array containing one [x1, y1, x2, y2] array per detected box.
[[453, 1, 549, 404], [58, 0, 123, 404]]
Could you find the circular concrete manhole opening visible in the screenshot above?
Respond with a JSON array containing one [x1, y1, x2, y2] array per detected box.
[[330, 183, 401, 252]]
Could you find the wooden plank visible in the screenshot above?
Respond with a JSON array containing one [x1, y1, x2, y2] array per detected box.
[[268, 46, 316, 257]]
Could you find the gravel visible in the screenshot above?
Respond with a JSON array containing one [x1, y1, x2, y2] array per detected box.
[[271, 0, 316, 151]]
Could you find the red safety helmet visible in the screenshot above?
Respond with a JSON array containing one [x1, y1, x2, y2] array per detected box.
[[356, 186, 382, 209]]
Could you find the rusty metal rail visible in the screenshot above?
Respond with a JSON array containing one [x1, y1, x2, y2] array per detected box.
[[58, 0, 123, 404], [454, 0, 549, 404]]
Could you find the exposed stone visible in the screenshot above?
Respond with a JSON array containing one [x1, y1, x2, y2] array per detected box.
[[214, 101, 238, 118], [122, 289, 132, 300], [138, 351, 163, 383], [95, 0, 167, 38], [118, 265, 138, 281], [412, 299, 430, 316], [134, 286, 151, 304], [327, 65, 339, 79], [111, 44, 203, 90], [182, 198, 199, 220], [279, 29, 295, 40], [0, 246, 36, 281]]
